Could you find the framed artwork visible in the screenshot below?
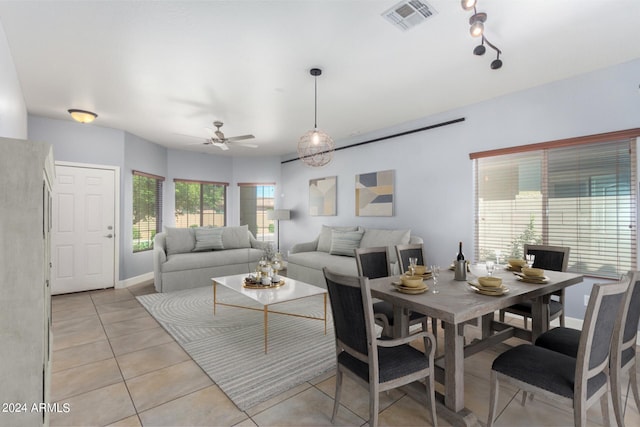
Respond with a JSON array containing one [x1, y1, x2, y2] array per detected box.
[[355, 169, 394, 216], [309, 176, 337, 216]]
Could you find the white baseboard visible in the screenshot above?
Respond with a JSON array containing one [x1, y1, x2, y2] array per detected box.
[[117, 272, 153, 289]]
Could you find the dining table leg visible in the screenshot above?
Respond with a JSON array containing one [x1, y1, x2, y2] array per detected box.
[[531, 294, 551, 342], [444, 321, 466, 412]]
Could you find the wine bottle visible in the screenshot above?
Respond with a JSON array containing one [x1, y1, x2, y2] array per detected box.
[[456, 241, 465, 261]]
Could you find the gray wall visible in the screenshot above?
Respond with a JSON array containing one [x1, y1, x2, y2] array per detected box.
[[280, 58, 640, 321], [0, 22, 26, 139]]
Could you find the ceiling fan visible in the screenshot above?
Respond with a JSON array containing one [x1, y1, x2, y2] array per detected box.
[[199, 121, 257, 151]]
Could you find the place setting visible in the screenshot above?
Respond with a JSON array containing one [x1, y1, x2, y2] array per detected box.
[[468, 275, 510, 296], [514, 266, 550, 284], [392, 274, 429, 294]]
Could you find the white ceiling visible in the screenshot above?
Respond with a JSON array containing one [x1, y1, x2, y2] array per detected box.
[[1, 0, 639, 157]]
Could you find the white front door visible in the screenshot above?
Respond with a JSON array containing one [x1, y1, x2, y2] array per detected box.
[[52, 164, 116, 294]]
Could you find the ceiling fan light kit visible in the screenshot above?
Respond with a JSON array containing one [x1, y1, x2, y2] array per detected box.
[[462, 2, 502, 70], [297, 68, 334, 167]]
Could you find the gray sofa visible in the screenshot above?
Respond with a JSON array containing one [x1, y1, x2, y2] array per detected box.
[[287, 225, 423, 288], [153, 225, 269, 293]]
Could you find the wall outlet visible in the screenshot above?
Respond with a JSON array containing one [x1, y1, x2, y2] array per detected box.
[[584, 295, 590, 307]]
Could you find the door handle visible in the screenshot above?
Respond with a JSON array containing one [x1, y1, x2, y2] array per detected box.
[[105, 234, 113, 238]]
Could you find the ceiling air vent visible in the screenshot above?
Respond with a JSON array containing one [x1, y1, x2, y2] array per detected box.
[[383, 0, 438, 31]]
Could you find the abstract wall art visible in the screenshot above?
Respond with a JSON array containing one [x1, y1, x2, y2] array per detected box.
[[355, 169, 394, 216], [309, 176, 337, 216]]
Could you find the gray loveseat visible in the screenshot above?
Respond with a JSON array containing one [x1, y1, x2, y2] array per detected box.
[[153, 225, 269, 293], [287, 225, 423, 288]]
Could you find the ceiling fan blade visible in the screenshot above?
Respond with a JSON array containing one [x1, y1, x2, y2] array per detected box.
[[212, 141, 230, 151], [235, 142, 258, 148], [226, 134, 255, 142]]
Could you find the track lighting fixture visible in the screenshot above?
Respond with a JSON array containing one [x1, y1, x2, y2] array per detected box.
[[462, 1, 503, 70], [461, 0, 476, 11]]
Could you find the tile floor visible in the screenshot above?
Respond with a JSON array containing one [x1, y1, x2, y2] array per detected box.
[[50, 282, 640, 427]]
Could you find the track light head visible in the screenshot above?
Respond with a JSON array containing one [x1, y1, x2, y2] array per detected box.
[[473, 37, 486, 55], [469, 12, 486, 37], [491, 52, 503, 69], [461, 0, 477, 11]]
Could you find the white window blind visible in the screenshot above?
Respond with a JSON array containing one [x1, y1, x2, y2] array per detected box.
[[132, 170, 164, 252], [474, 135, 637, 279]]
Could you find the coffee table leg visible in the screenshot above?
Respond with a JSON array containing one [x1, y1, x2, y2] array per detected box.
[[213, 282, 217, 315], [264, 305, 268, 354]]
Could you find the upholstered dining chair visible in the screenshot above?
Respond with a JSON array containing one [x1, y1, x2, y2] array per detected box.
[[395, 243, 438, 337], [535, 271, 640, 427], [355, 246, 429, 338], [487, 280, 628, 427], [322, 267, 437, 427], [499, 244, 571, 329]]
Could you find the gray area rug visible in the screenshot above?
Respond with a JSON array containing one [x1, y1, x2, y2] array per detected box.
[[137, 285, 335, 411]]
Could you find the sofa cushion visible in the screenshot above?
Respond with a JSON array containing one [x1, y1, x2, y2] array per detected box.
[[317, 225, 359, 253], [287, 251, 359, 276], [329, 229, 365, 257], [165, 227, 196, 255], [360, 228, 411, 263], [162, 248, 263, 273], [222, 225, 251, 249], [193, 227, 225, 251]]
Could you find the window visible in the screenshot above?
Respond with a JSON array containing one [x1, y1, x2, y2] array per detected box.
[[473, 130, 638, 279], [132, 170, 164, 252], [174, 179, 227, 227], [239, 183, 276, 242]]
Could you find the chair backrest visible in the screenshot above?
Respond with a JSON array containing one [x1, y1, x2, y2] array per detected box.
[[575, 280, 628, 399], [612, 271, 640, 367], [355, 247, 390, 279], [524, 244, 570, 272], [323, 267, 376, 362], [395, 243, 425, 275]]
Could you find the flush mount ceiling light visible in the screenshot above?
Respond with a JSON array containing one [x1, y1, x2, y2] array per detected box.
[[462, 1, 503, 70], [297, 68, 334, 167], [68, 109, 97, 123]]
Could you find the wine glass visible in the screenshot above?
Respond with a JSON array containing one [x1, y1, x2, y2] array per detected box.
[[526, 254, 535, 269], [408, 257, 418, 276], [430, 265, 440, 294], [486, 260, 495, 276]]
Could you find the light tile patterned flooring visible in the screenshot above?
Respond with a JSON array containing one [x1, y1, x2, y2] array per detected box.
[[50, 282, 640, 426]]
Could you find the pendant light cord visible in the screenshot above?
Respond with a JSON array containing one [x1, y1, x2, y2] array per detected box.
[[314, 75, 318, 129]]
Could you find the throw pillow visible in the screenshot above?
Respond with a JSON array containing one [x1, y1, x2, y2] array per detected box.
[[193, 227, 225, 251], [222, 225, 251, 249], [165, 227, 196, 255], [317, 225, 359, 253], [329, 229, 365, 257]]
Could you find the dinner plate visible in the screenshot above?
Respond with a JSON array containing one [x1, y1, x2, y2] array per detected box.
[[396, 286, 428, 294], [515, 273, 550, 284], [469, 284, 510, 296]]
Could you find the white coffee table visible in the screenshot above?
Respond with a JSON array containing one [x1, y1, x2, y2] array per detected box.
[[212, 273, 327, 353]]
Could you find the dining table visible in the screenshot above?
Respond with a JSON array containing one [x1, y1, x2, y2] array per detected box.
[[368, 266, 583, 427]]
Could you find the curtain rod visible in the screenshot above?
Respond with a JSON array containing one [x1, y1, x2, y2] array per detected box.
[[281, 117, 465, 165]]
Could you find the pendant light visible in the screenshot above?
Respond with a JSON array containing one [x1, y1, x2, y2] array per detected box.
[[297, 68, 334, 167]]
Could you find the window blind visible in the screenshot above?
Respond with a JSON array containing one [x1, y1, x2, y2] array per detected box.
[[132, 170, 164, 252], [474, 137, 637, 279]]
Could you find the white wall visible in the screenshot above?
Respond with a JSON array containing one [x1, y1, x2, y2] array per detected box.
[[280, 58, 640, 320], [0, 21, 27, 139]]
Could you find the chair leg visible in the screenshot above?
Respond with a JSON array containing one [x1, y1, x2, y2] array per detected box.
[[559, 311, 565, 327], [332, 368, 343, 422], [487, 371, 499, 427], [630, 361, 640, 413], [600, 392, 611, 427], [370, 383, 379, 427], [611, 363, 625, 427], [424, 373, 438, 427], [574, 395, 587, 427]]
